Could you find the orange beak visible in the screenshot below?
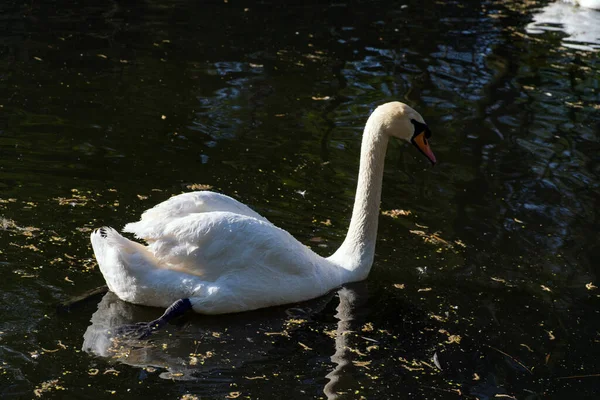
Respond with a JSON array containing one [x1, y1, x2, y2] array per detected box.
[[412, 132, 436, 165]]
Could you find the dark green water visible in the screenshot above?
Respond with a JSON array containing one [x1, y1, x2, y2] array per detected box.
[[1, 0, 599, 398]]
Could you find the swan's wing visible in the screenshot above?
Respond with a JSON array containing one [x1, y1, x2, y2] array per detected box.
[[147, 211, 318, 279], [123, 191, 269, 241]]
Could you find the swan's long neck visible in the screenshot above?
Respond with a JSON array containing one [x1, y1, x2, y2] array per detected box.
[[328, 116, 389, 280]]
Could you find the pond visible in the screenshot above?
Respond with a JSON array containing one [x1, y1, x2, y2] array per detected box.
[[1, 0, 599, 398]]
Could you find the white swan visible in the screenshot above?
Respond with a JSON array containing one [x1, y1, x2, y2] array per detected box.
[[90, 102, 436, 331]]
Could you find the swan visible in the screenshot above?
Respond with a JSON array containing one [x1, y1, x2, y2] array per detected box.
[[90, 101, 436, 336]]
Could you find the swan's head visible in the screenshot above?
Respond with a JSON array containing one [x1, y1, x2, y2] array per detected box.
[[370, 102, 436, 165]]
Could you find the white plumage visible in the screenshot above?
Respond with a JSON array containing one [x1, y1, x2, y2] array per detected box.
[[90, 102, 436, 315]]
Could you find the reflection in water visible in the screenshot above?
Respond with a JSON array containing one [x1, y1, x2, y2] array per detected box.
[[324, 283, 369, 400], [83, 290, 337, 384], [85, 287, 375, 397], [526, 1, 600, 51], [83, 292, 210, 380], [83, 291, 296, 382]]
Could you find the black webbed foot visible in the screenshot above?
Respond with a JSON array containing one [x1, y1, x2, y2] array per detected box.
[[111, 298, 193, 339], [112, 320, 165, 340]]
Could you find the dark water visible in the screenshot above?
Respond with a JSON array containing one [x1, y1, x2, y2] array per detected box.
[[1, 0, 599, 398]]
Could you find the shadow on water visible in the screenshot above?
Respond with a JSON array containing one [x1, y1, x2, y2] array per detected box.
[[0, 0, 599, 398]]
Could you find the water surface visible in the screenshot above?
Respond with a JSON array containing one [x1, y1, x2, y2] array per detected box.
[[1, 0, 599, 399]]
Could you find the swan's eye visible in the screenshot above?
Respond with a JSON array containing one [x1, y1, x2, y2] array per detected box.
[[410, 119, 430, 140]]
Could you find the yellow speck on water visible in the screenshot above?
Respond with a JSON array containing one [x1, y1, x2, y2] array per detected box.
[[33, 379, 65, 397], [353, 360, 372, 369], [180, 395, 199, 400], [382, 209, 411, 218], [244, 375, 266, 380], [520, 343, 534, 352], [186, 183, 213, 191], [446, 335, 462, 344], [429, 314, 446, 322], [161, 115, 167, 120], [103, 369, 120, 376], [298, 342, 312, 351], [361, 322, 374, 332]]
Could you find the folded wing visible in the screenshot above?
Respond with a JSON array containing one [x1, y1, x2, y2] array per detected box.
[[123, 191, 269, 241], [146, 211, 319, 280]]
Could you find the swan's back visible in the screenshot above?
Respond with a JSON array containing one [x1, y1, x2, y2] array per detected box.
[[121, 191, 334, 283], [123, 191, 269, 241], [146, 211, 326, 281]]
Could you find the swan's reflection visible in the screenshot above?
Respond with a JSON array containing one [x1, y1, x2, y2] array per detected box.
[[83, 285, 373, 395], [526, 1, 600, 51], [83, 290, 335, 382], [83, 292, 226, 380], [324, 282, 370, 400]]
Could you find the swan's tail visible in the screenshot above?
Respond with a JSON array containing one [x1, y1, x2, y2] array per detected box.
[[90, 227, 158, 303]]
